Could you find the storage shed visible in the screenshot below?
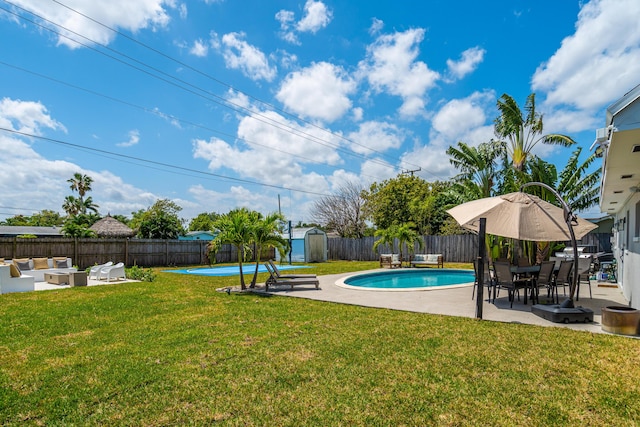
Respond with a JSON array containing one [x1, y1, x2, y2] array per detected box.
[[276, 227, 327, 263]]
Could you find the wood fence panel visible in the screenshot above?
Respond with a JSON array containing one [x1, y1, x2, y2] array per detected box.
[[0, 233, 613, 269]]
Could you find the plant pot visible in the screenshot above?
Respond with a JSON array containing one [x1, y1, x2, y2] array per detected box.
[[601, 306, 640, 336]]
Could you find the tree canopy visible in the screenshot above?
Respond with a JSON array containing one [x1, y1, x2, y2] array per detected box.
[[130, 199, 185, 239]]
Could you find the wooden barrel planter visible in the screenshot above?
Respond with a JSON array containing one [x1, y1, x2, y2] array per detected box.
[[601, 306, 640, 336]]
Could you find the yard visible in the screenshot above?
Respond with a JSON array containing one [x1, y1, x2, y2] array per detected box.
[[1, 261, 639, 425]]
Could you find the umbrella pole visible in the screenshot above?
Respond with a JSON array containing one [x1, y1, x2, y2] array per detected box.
[[476, 218, 486, 319], [520, 182, 578, 308]]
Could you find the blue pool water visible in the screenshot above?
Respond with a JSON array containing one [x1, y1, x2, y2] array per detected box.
[[165, 264, 310, 277], [342, 269, 474, 290]]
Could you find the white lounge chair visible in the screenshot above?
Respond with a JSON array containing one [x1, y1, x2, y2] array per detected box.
[[89, 261, 113, 280], [97, 262, 126, 282]]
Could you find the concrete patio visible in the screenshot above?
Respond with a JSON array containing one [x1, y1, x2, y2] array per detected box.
[[34, 277, 138, 291], [262, 269, 632, 335]]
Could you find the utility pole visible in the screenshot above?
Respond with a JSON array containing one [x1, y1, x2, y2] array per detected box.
[[401, 167, 421, 176]]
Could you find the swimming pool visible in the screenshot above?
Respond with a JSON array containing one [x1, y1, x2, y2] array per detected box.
[[164, 264, 310, 277], [337, 269, 475, 291]]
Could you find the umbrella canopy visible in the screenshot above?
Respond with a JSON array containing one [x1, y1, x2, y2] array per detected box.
[[446, 192, 597, 242], [89, 215, 135, 238]]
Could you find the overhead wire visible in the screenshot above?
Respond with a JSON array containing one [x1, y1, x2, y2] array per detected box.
[[0, 127, 339, 198], [49, 0, 434, 175], [2, 0, 416, 177], [0, 60, 388, 182]]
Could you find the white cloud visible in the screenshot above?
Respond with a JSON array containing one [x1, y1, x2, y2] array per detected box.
[[220, 32, 276, 81], [10, 0, 174, 49], [532, 0, 640, 119], [369, 18, 384, 36], [117, 129, 140, 147], [276, 0, 332, 44], [446, 46, 485, 80], [347, 121, 404, 155], [398, 92, 496, 180], [352, 107, 363, 122], [430, 93, 493, 142], [189, 39, 208, 57], [359, 28, 440, 118], [0, 98, 173, 220], [276, 62, 356, 122], [0, 98, 66, 135], [192, 108, 344, 193], [178, 3, 187, 19], [189, 184, 279, 216], [296, 0, 332, 33], [360, 158, 398, 182]]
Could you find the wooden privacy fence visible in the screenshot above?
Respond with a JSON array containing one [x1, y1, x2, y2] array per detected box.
[[328, 232, 612, 263], [328, 235, 478, 263], [0, 238, 273, 270], [0, 233, 610, 268]]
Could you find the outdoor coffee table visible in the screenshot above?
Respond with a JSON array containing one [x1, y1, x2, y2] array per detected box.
[[44, 272, 70, 285]]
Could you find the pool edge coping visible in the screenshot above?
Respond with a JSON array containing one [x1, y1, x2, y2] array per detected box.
[[335, 268, 475, 292]]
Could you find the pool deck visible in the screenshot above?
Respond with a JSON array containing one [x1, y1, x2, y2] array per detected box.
[[261, 268, 631, 335]]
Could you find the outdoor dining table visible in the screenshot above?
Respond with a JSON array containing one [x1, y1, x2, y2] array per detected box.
[[509, 265, 541, 304]]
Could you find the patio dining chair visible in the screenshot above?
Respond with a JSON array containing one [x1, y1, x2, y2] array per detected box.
[[552, 260, 574, 304], [493, 261, 532, 308], [472, 259, 495, 302], [575, 256, 593, 301], [534, 261, 556, 304]]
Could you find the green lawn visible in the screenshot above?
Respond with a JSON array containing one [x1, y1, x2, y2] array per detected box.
[[1, 261, 639, 426]]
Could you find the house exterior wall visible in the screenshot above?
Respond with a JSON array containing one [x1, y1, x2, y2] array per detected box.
[[611, 192, 640, 307]]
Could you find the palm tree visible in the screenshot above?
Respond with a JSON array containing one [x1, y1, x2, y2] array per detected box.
[[372, 225, 398, 255], [557, 147, 600, 212], [208, 208, 254, 290], [62, 196, 81, 217], [395, 223, 424, 264], [447, 140, 502, 199], [248, 212, 288, 288], [67, 173, 96, 214], [494, 93, 575, 172]]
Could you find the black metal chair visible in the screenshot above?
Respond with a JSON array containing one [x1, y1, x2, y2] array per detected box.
[[575, 257, 593, 300], [552, 260, 574, 304], [493, 262, 531, 307], [472, 259, 495, 302], [534, 261, 555, 304]]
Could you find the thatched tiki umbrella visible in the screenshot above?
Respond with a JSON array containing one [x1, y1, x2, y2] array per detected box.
[[90, 215, 135, 238]]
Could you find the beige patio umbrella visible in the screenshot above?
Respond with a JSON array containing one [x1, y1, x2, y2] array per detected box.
[[446, 191, 597, 242]]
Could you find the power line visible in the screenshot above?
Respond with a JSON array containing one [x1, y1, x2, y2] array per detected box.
[[0, 127, 338, 198], [50, 0, 433, 175], [2, 1, 421, 177], [0, 60, 388, 183], [3, 0, 442, 179]]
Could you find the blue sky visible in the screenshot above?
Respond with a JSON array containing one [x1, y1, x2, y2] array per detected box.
[[1, 0, 639, 224]]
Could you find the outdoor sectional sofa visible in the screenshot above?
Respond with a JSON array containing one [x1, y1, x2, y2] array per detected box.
[[410, 254, 444, 268], [0, 263, 35, 293], [6, 257, 77, 283]]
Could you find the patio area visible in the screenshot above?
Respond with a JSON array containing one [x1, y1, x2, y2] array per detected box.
[[34, 277, 138, 291], [261, 268, 631, 335]]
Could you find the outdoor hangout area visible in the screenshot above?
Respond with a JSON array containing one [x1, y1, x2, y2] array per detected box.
[[0, 257, 131, 294]]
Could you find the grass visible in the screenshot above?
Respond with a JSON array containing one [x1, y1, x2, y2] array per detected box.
[[1, 261, 640, 425]]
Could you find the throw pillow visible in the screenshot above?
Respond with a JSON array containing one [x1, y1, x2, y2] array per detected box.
[[14, 260, 31, 271], [9, 263, 21, 277], [33, 257, 50, 269], [55, 259, 69, 268]]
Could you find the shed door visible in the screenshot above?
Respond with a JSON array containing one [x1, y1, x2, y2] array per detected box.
[[307, 234, 324, 262]]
